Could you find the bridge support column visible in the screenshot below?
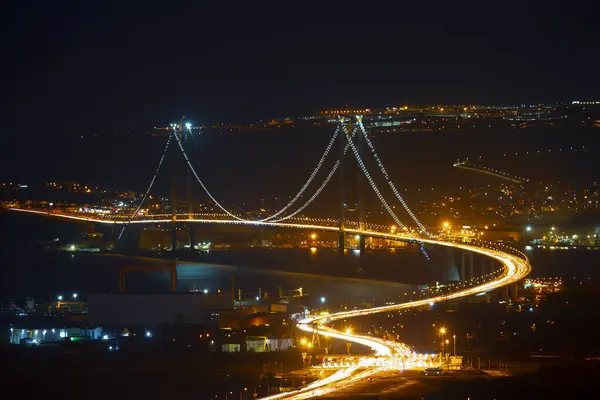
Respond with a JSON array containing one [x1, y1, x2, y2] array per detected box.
[[469, 254, 474, 281], [171, 218, 178, 258], [359, 235, 366, 253], [509, 282, 519, 302], [338, 232, 345, 254], [170, 263, 177, 292], [119, 268, 127, 293], [501, 285, 509, 302], [188, 227, 195, 251], [460, 252, 473, 281]]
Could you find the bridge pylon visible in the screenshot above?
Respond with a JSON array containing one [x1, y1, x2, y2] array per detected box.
[[338, 117, 347, 254], [311, 323, 321, 349], [356, 115, 366, 254]]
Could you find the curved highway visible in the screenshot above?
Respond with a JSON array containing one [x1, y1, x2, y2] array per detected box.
[[260, 242, 531, 399]]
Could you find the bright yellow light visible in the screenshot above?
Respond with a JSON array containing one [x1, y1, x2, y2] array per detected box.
[[445, 339, 449, 344], [443, 221, 450, 229], [300, 338, 307, 345], [346, 328, 352, 334], [310, 233, 317, 240], [439, 327, 446, 334], [307, 342, 312, 348], [310, 247, 317, 253], [390, 225, 397, 233]]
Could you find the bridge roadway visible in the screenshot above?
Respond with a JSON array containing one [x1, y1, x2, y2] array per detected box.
[[259, 243, 531, 398], [7, 207, 531, 398]]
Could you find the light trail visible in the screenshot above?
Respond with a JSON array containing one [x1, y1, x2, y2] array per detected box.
[[453, 160, 529, 184]]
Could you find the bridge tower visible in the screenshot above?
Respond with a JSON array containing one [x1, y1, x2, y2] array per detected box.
[[170, 118, 197, 256], [338, 117, 347, 254], [356, 115, 366, 253], [311, 323, 321, 349]]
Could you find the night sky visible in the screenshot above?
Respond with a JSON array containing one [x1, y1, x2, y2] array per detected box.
[[1, 0, 598, 184]]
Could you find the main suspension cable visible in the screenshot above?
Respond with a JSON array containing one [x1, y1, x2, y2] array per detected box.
[[175, 124, 342, 222], [173, 128, 247, 221], [340, 121, 407, 231], [271, 127, 356, 222], [356, 116, 431, 237], [259, 125, 340, 222], [118, 133, 172, 239]]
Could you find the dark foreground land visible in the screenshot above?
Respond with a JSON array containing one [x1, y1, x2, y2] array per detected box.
[[3, 342, 600, 400], [315, 361, 600, 399], [0, 341, 303, 399]]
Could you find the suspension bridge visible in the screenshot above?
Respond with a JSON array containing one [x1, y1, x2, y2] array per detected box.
[[7, 115, 531, 398]]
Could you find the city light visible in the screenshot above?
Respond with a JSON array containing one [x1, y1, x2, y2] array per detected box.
[[321, 296, 326, 303], [526, 226, 532, 232], [145, 331, 152, 338], [72, 293, 78, 299], [57, 295, 63, 301]]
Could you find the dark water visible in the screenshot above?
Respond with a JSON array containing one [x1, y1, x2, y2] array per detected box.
[[0, 212, 422, 307], [2, 211, 600, 307]]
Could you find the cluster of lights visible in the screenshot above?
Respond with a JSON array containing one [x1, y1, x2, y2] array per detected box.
[[453, 160, 529, 183]]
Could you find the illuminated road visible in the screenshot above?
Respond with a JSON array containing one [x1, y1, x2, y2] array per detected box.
[[258, 239, 530, 399], [6, 207, 531, 399]]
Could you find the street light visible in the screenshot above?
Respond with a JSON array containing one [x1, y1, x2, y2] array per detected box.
[[72, 293, 78, 300], [453, 334, 456, 357], [57, 295, 63, 301], [526, 226, 532, 232], [320, 296, 326, 304], [439, 327, 446, 358]]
